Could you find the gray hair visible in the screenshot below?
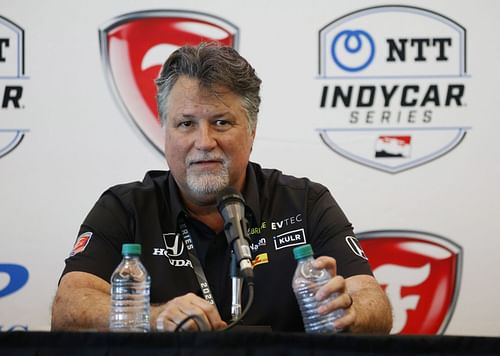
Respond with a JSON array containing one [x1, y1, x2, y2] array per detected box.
[[155, 42, 261, 129]]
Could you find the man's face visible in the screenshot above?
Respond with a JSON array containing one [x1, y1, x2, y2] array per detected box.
[[164, 76, 256, 205]]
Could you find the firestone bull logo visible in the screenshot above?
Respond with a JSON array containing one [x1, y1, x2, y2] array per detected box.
[[99, 10, 239, 154], [357, 230, 462, 334]]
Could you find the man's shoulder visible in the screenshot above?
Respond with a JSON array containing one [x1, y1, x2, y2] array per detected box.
[[251, 162, 327, 196], [103, 170, 169, 201]]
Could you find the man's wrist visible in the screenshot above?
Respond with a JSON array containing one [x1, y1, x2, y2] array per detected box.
[[150, 303, 163, 331]]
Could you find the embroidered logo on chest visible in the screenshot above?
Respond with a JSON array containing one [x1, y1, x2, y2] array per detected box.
[[273, 228, 306, 250], [151, 233, 193, 268]]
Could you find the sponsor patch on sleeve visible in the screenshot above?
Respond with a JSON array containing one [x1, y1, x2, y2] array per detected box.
[[345, 236, 368, 260], [70, 232, 93, 256]]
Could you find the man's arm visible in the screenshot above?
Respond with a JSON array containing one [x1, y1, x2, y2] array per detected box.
[[51, 271, 111, 331], [314, 257, 393, 334], [51, 271, 227, 331], [344, 274, 393, 333]]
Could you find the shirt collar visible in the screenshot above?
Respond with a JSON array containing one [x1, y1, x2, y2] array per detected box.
[[163, 162, 262, 230], [241, 162, 262, 226], [166, 172, 188, 228]]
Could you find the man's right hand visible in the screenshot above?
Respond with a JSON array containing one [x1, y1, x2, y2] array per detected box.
[[153, 293, 227, 332]]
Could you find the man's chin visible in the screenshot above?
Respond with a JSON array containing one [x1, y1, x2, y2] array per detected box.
[[186, 176, 229, 199]]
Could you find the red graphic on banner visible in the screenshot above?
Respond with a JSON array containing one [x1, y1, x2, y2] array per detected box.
[[99, 10, 239, 153], [375, 135, 412, 158], [358, 231, 462, 334]]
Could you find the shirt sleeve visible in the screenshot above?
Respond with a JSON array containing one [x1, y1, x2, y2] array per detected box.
[[307, 186, 373, 278], [60, 192, 134, 284]]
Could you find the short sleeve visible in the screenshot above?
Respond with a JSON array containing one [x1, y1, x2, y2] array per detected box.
[[61, 192, 134, 284], [307, 187, 373, 278]]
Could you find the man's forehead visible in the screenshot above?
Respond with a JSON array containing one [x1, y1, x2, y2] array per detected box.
[[174, 76, 232, 97], [170, 76, 241, 111]]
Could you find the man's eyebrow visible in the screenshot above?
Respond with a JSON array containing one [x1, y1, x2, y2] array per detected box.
[[172, 114, 196, 120], [172, 111, 233, 120], [210, 111, 232, 118]]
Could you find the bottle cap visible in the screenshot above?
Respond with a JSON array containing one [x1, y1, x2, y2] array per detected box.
[[122, 243, 141, 256], [293, 244, 314, 260]]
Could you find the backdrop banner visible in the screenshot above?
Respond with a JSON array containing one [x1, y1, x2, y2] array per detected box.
[[1, 0, 498, 336]]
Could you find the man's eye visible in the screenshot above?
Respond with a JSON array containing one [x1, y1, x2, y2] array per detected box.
[[178, 121, 192, 128], [214, 119, 230, 127]]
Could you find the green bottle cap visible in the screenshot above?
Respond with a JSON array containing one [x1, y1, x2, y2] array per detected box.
[[122, 243, 141, 256], [293, 244, 314, 260]]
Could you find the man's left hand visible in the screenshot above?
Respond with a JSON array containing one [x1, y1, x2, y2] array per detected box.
[[313, 256, 355, 331]]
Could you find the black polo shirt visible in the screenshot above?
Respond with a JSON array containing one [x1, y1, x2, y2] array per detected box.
[[62, 162, 372, 332]]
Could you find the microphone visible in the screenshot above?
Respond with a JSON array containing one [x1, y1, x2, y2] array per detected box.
[[230, 252, 243, 321], [217, 187, 254, 282]]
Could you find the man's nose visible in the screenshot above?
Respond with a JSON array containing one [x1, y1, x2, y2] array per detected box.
[[194, 123, 217, 150]]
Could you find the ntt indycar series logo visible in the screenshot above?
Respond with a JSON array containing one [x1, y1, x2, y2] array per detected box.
[[316, 6, 470, 173], [0, 263, 29, 331], [0, 15, 29, 159]]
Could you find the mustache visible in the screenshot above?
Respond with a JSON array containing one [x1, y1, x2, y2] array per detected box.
[[186, 152, 227, 165]]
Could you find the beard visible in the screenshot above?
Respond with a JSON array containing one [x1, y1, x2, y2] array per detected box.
[[186, 166, 229, 195], [185, 153, 230, 197]]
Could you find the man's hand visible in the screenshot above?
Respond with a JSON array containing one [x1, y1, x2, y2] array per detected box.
[[313, 256, 393, 334], [153, 293, 227, 332], [313, 256, 355, 331], [52, 272, 228, 332]]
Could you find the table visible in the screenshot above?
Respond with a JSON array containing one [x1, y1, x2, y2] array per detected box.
[[1, 331, 500, 355]]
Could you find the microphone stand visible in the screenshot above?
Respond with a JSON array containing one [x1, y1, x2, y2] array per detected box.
[[230, 250, 243, 321], [217, 187, 256, 330]]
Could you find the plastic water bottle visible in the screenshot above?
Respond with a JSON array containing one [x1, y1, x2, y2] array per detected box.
[[110, 243, 151, 332], [292, 244, 345, 333]]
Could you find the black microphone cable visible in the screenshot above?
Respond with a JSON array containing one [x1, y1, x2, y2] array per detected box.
[[220, 278, 254, 331], [172, 280, 255, 332], [174, 187, 256, 332], [174, 314, 209, 332]]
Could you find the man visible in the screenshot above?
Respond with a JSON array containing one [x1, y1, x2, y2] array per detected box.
[[51, 43, 392, 333]]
